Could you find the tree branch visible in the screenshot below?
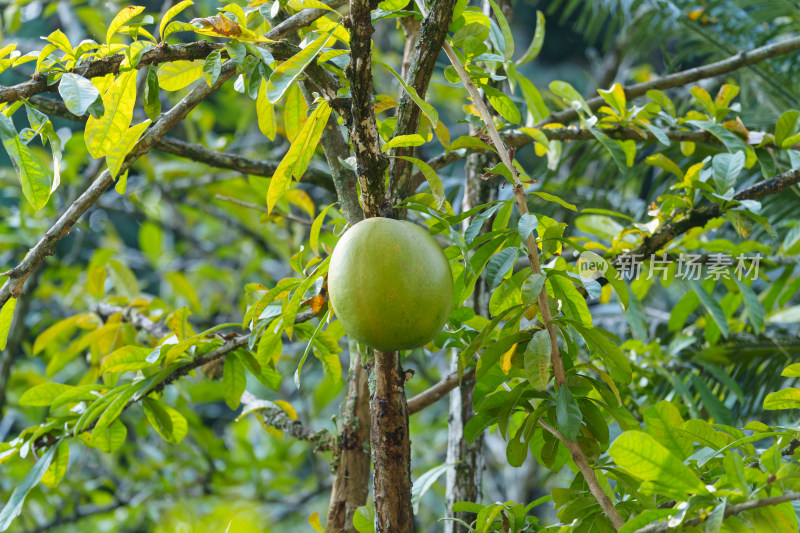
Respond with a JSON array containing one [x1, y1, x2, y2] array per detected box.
[[535, 35, 800, 129], [241, 391, 333, 451], [0, 61, 238, 309], [611, 168, 800, 268], [388, 0, 458, 203], [28, 95, 334, 189], [0, 3, 344, 105], [632, 492, 800, 533], [407, 367, 475, 415], [410, 35, 800, 190]]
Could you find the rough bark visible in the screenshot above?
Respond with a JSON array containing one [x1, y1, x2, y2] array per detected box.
[[371, 350, 414, 533], [326, 349, 371, 533], [345, 0, 390, 218], [388, 0, 459, 204]]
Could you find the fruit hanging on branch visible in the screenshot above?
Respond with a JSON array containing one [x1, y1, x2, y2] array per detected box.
[[328, 217, 453, 352]]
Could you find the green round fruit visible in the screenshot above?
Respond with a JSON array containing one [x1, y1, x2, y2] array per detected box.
[[328, 217, 453, 352]]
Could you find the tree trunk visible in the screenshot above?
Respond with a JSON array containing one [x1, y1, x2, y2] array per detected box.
[[371, 350, 414, 532], [327, 349, 371, 533]]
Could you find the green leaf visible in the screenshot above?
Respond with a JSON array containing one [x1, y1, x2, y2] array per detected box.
[[395, 156, 446, 211], [689, 279, 729, 338], [549, 80, 589, 114], [486, 248, 518, 290], [144, 65, 161, 120], [107, 6, 145, 44], [93, 385, 139, 433], [569, 321, 631, 384], [518, 213, 538, 240], [157, 59, 205, 91], [84, 419, 127, 453], [310, 203, 336, 256], [376, 60, 438, 127], [294, 308, 331, 387], [524, 329, 551, 389], [583, 121, 627, 173], [267, 29, 335, 103], [763, 388, 800, 410], [676, 419, 732, 449], [105, 119, 150, 178], [0, 114, 51, 210], [58, 73, 100, 116], [353, 506, 375, 533], [84, 69, 137, 158], [609, 431, 708, 496], [643, 401, 693, 460], [383, 133, 425, 151], [202, 49, 222, 86], [516, 10, 545, 65], [19, 382, 73, 406], [521, 273, 545, 305], [487, 0, 513, 60], [518, 76, 549, 123], [556, 385, 582, 441], [0, 444, 56, 531], [40, 440, 69, 488], [687, 120, 747, 154], [142, 397, 188, 443], [0, 297, 15, 351], [160, 0, 194, 41], [712, 151, 744, 193], [267, 100, 331, 212], [222, 353, 247, 410], [411, 462, 455, 513], [483, 85, 521, 124], [100, 346, 151, 374], [548, 274, 592, 324], [256, 80, 277, 140], [530, 191, 577, 211]]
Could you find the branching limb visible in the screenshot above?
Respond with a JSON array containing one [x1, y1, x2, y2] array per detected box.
[[0, 3, 342, 105], [611, 168, 800, 267], [0, 62, 239, 309], [28, 95, 334, 189], [632, 492, 800, 533], [241, 391, 333, 451], [535, 35, 800, 128]]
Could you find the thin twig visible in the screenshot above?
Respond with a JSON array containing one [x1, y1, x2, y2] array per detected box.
[[632, 492, 800, 533], [0, 62, 238, 308], [419, 0, 624, 527]]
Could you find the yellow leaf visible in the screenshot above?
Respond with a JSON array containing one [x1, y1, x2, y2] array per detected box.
[[308, 512, 324, 533], [284, 188, 315, 218], [267, 100, 332, 213], [106, 120, 150, 178], [274, 400, 298, 420], [84, 69, 137, 158], [284, 84, 307, 142], [500, 342, 518, 375], [107, 6, 145, 44], [157, 59, 204, 91], [257, 80, 277, 140]]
